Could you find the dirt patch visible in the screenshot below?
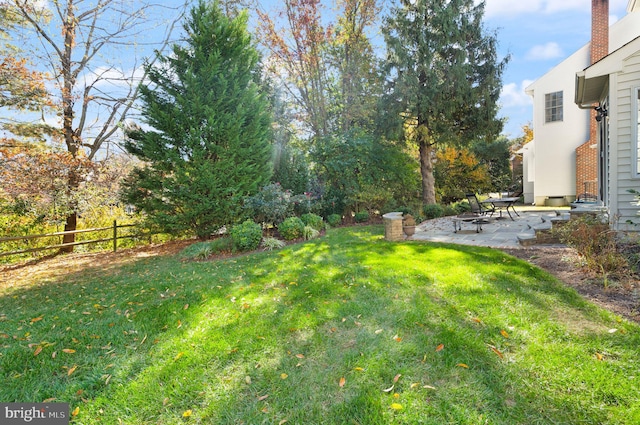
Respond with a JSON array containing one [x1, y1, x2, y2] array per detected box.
[[502, 246, 640, 324], [0, 239, 194, 292]]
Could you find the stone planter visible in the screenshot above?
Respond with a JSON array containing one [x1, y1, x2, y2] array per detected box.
[[403, 225, 416, 237]]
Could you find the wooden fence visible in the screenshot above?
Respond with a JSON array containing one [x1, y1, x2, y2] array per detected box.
[[0, 221, 149, 258]]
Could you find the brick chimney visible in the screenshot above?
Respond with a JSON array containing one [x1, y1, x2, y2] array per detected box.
[[576, 0, 609, 200]]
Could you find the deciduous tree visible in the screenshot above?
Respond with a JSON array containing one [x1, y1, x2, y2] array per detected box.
[[9, 0, 185, 250]]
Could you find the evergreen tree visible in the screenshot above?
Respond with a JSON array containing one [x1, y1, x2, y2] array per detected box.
[[122, 0, 272, 239], [383, 0, 508, 204]]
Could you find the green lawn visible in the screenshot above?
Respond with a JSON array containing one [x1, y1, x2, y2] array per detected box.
[[1, 226, 638, 424]]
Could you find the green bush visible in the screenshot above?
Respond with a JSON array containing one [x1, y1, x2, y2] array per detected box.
[[423, 204, 444, 219], [301, 213, 324, 230], [230, 220, 263, 252], [451, 200, 471, 214], [179, 237, 233, 260], [278, 217, 305, 240], [354, 211, 369, 223], [443, 206, 458, 217], [326, 214, 342, 227], [303, 225, 320, 240], [243, 183, 294, 227], [261, 236, 286, 251]]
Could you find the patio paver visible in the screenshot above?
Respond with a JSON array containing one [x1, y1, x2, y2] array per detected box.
[[411, 208, 570, 249]]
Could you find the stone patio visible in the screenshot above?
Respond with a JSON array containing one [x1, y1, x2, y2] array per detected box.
[[410, 207, 570, 249]]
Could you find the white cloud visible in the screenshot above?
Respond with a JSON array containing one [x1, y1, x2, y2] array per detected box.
[[483, 0, 542, 18], [500, 80, 534, 107], [525, 42, 564, 61], [80, 66, 146, 91]]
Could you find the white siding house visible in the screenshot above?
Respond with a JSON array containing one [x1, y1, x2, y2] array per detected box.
[[575, 36, 640, 230], [524, 4, 640, 207]]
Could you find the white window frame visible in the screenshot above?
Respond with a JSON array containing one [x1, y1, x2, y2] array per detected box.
[[545, 91, 563, 123]]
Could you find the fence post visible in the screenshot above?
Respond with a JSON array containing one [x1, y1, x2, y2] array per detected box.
[[113, 220, 117, 252]]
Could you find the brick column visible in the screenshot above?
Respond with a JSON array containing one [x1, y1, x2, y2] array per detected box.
[[576, 0, 609, 199]]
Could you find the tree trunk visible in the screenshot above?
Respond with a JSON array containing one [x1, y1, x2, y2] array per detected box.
[[61, 212, 77, 253], [419, 139, 436, 205], [60, 168, 80, 254]]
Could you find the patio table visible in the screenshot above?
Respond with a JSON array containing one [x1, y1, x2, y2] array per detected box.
[[481, 197, 520, 220]]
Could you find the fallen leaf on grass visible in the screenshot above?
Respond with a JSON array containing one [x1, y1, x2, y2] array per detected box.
[[500, 329, 510, 339], [295, 354, 305, 359], [423, 385, 437, 390], [489, 346, 504, 359], [71, 407, 79, 417], [353, 367, 364, 371], [456, 363, 469, 369], [33, 346, 42, 356], [435, 344, 444, 352], [339, 377, 346, 387], [174, 352, 184, 361], [382, 385, 395, 393], [67, 365, 77, 376], [258, 394, 269, 401], [280, 373, 288, 380], [182, 410, 192, 418], [596, 352, 604, 361], [279, 420, 288, 425], [393, 374, 401, 383], [245, 376, 252, 384], [472, 317, 482, 324], [30, 316, 43, 324], [62, 348, 76, 354]]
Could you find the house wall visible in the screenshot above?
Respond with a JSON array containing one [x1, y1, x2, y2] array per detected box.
[[610, 51, 640, 229], [526, 46, 591, 206], [526, 10, 640, 206]]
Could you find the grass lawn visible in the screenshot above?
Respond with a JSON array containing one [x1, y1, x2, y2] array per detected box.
[[1, 226, 639, 424]]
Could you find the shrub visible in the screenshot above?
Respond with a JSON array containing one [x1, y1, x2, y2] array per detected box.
[[553, 215, 628, 281], [451, 200, 471, 214], [301, 213, 324, 230], [302, 225, 320, 240], [354, 211, 369, 223], [230, 220, 263, 252], [278, 217, 305, 240], [443, 205, 458, 217], [243, 183, 294, 227], [423, 204, 444, 219], [261, 236, 286, 251], [326, 214, 342, 227], [179, 237, 233, 260]]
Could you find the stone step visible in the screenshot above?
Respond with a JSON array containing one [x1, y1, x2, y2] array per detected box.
[[517, 233, 537, 247]]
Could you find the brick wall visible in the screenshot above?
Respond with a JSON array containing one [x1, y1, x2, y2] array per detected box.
[[576, 139, 598, 197], [575, 0, 608, 198]]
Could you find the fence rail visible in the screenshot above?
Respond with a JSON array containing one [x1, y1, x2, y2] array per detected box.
[[0, 221, 148, 258]]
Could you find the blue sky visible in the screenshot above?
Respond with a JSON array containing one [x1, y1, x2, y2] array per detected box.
[[482, 0, 631, 137]]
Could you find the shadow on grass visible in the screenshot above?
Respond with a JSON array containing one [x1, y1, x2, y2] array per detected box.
[[0, 226, 638, 424]]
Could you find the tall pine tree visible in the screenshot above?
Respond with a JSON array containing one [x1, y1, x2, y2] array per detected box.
[[383, 0, 508, 204], [122, 0, 272, 239]]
